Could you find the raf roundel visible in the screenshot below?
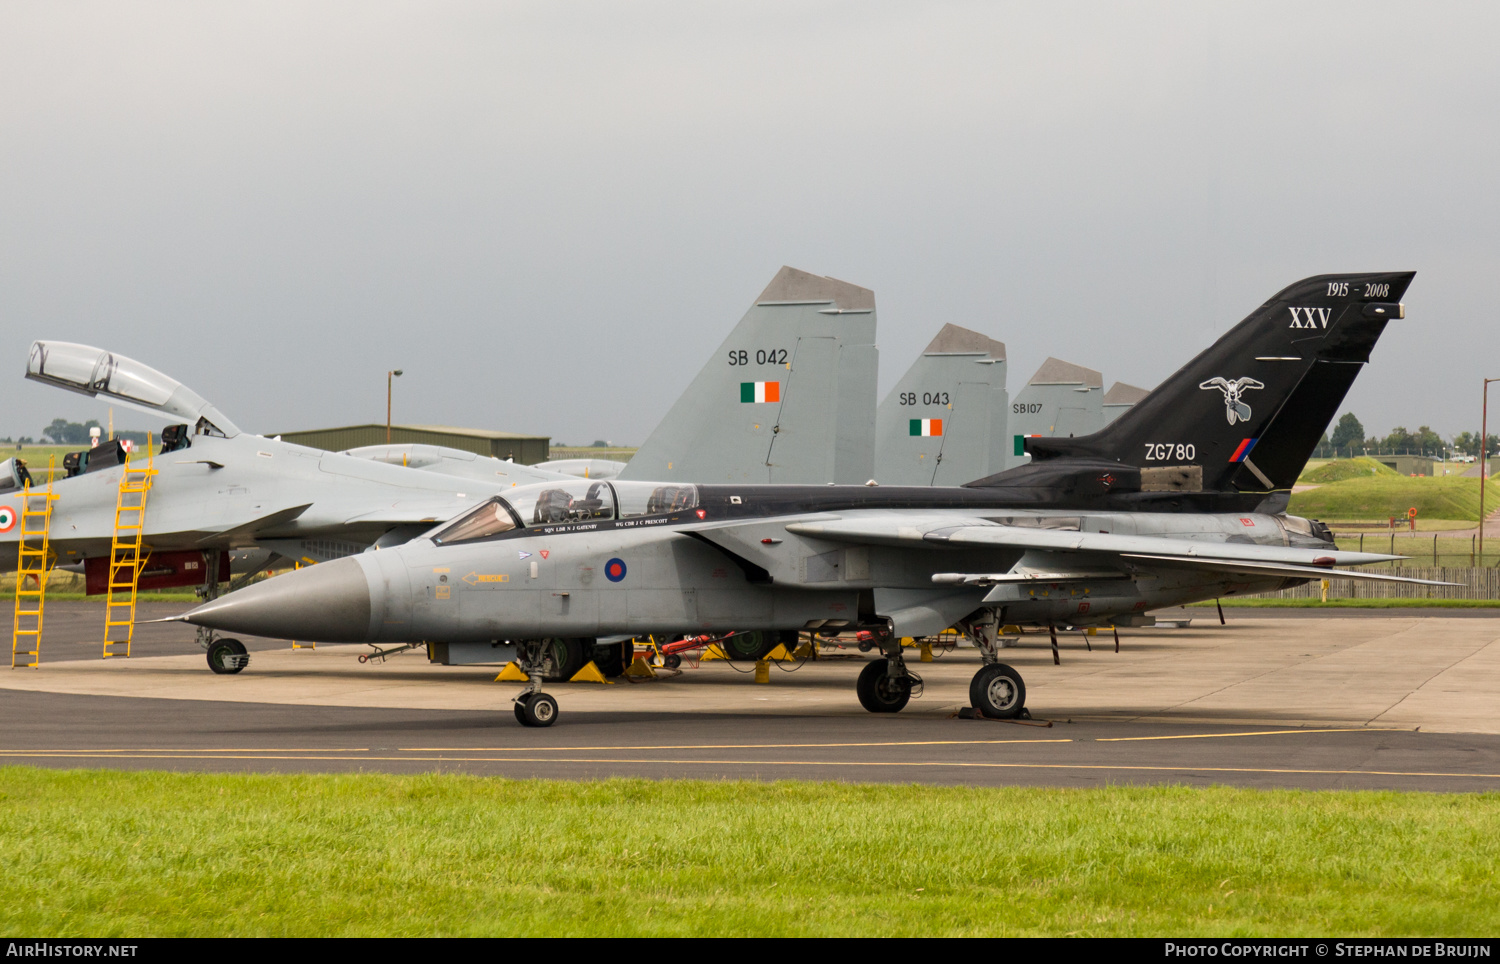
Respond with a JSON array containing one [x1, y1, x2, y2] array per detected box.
[[604, 558, 627, 583], [0, 505, 15, 533]]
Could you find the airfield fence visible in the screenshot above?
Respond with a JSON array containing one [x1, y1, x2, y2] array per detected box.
[[1247, 566, 1500, 601], [1333, 533, 1499, 569]]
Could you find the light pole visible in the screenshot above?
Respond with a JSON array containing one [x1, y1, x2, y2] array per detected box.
[[1481, 378, 1499, 565], [387, 369, 403, 443]]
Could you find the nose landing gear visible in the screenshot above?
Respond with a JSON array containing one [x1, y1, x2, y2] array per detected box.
[[514, 692, 558, 727], [512, 639, 560, 727], [206, 638, 248, 674]]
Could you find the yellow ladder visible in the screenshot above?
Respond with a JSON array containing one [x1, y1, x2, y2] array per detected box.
[[11, 457, 58, 668], [103, 436, 156, 659]]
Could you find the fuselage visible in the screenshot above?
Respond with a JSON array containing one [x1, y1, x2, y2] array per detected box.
[[184, 476, 1338, 645]]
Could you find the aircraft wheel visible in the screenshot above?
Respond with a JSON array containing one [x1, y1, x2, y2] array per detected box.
[[724, 631, 777, 662], [595, 640, 629, 678], [856, 659, 911, 714], [516, 693, 558, 728], [541, 638, 587, 681], [970, 663, 1026, 719], [207, 639, 249, 675]]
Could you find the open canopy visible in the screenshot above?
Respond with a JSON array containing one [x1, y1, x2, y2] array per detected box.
[[26, 341, 240, 437]]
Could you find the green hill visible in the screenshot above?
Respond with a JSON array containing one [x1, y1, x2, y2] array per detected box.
[[1288, 475, 1497, 521], [1297, 457, 1399, 484]]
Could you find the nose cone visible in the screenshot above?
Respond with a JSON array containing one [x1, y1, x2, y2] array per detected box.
[[183, 557, 373, 642]]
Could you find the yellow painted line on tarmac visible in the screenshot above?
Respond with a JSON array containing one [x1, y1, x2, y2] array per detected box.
[[0, 750, 1497, 780], [1097, 728, 1390, 742], [7, 748, 373, 754], [399, 739, 1073, 752]]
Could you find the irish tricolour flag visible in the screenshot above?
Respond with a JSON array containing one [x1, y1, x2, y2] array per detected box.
[[909, 419, 943, 437], [740, 381, 780, 403]]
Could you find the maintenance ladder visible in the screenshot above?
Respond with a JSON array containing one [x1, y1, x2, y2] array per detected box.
[[103, 436, 156, 659], [11, 457, 58, 668]]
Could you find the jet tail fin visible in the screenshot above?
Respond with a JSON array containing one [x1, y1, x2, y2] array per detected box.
[[874, 324, 1008, 485], [974, 272, 1414, 495], [621, 267, 878, 484]]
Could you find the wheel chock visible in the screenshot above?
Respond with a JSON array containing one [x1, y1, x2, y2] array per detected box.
[[623, 655, 657, 679], [568, 660, 613, 684], [791, 639, 817, 660], [495, 662, 529, 682], [753, 659, 771, 684], [898, 636, 917, 648], [701, 644, 729, 660], [763, 643, 796, 662], [919, 640, 934, 663]]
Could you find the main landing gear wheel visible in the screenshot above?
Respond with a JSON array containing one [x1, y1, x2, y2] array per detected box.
[[856, 659, 911, 714], [723, 631, 779, 662], [969, 663, 1026, 719], [514, 692, 559, 727], [542, 638, 588, 681], [207, 638, 249, 675]]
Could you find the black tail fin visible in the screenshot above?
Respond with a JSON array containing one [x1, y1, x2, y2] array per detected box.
[[1010, 272, 1413, 493]]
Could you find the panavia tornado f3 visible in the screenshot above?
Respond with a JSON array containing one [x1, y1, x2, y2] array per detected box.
[[182, 272, 1440, 727]]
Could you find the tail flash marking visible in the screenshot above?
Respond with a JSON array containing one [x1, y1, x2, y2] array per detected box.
[[740, 381, 781, 403], [1229, 438, 1259, 462], [1013, 434, 1041, 457], [909, 419, 943, 437]]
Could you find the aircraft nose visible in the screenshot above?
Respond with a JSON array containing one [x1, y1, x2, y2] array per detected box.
[[182, 556, 373, 642]]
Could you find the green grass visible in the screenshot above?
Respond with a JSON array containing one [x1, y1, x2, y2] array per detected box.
[[1192, 597, 1500, 609], [1288, 475, 1498, 522], [1298, 457, 1399, 484], [1, 769, 1497, 936]]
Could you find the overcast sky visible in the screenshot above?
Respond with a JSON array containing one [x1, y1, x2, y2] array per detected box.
[[3, 2, 1496, 446]]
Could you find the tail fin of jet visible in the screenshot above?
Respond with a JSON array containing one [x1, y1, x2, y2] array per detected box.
[[990, 272, 1414, 495], [1006, 358, 1104, 468], [1101, 382, 1150, 426], [620, 267, 877, 484], [874, 324, 1008, 485]]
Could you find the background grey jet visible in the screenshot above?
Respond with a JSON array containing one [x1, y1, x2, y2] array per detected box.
[[1007, 357, 1105, 467], [620, 266, 878, 485], [1101, 382, 1150, 425], [873, 324, 1009, 486], [4, 342, 520, 579], [181, 271, 1441, 728]]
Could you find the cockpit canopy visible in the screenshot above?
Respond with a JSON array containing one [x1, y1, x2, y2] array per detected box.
[[431, 480, 700, 546], [26, 341, 239, 438]]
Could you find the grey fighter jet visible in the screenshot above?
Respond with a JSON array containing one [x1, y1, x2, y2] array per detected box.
[[6, 265, 884, 672], [4, 341, 518, 576], [182, 271, 1442, 727]]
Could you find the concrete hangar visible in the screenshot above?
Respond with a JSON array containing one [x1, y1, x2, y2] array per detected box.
[[274, 423, 551, 464]]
